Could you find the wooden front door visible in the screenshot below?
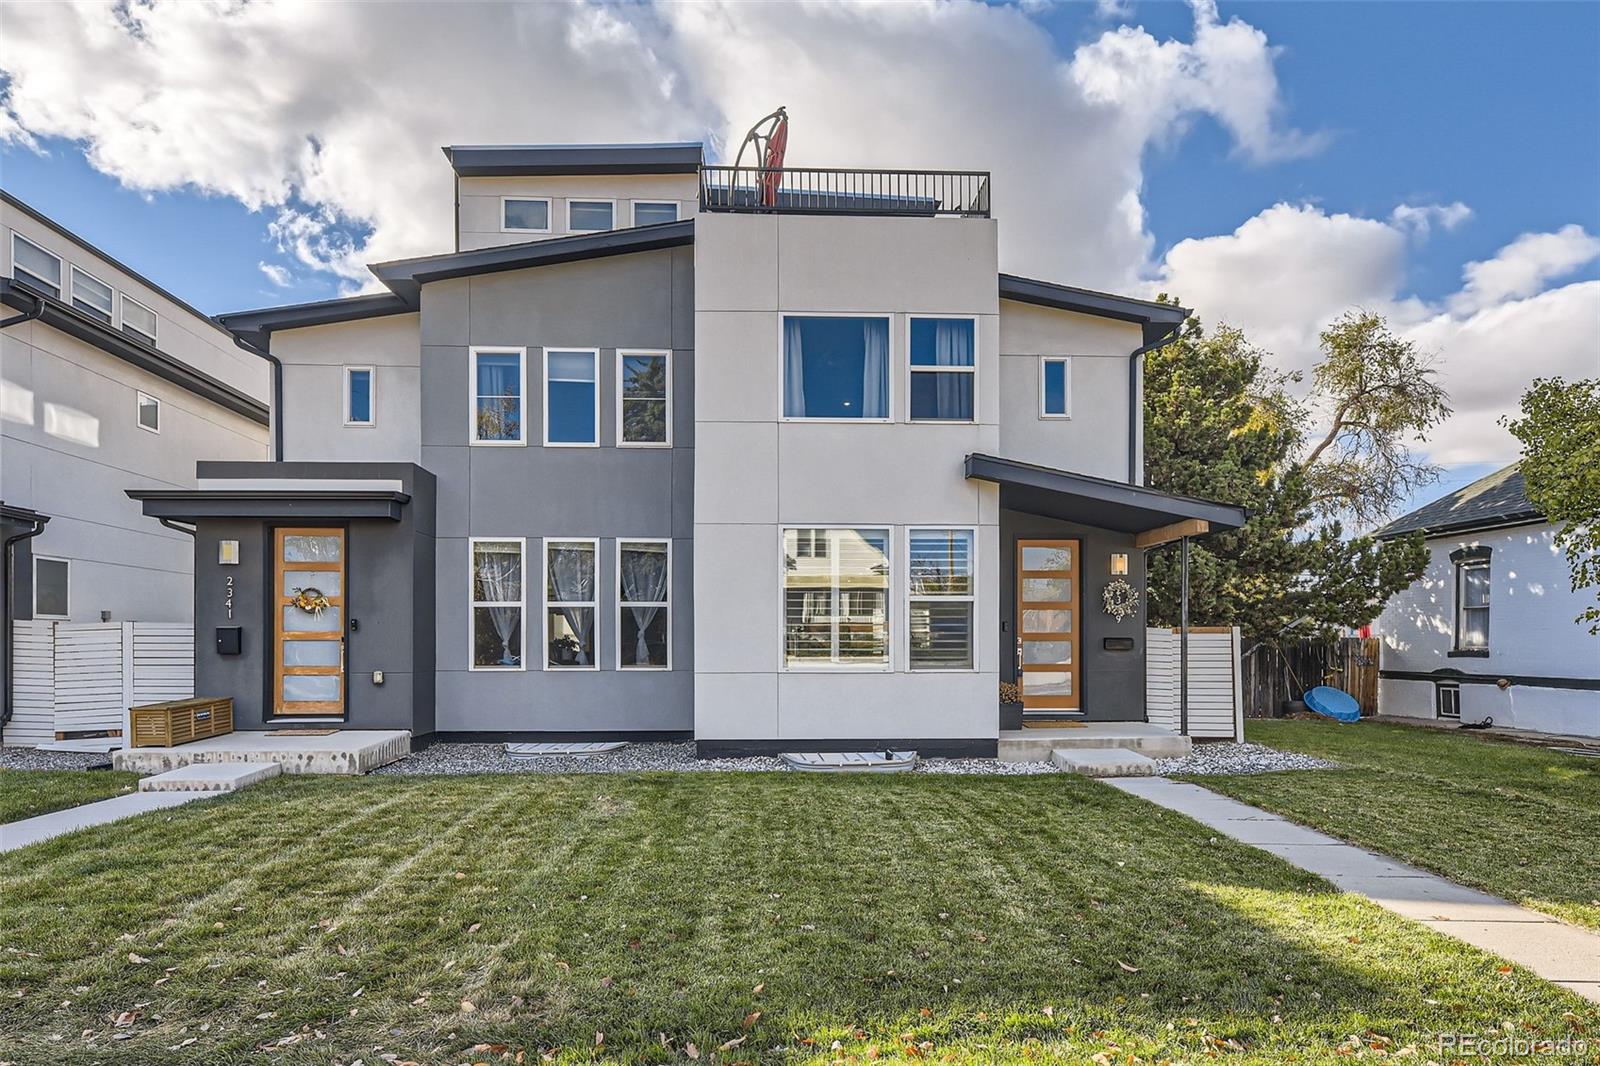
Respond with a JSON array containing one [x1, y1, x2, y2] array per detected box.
[[1016, 539, 1080, 712], [273, 527, 346, 717]]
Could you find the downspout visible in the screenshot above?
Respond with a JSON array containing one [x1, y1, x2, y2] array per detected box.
[[2, 512, 50, 741], [1128, 323, 1180, 486], [231, 332, 284, 461], [1, 291, 45, 330]]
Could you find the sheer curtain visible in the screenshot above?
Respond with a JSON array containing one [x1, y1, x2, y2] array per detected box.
[[548, 545, 594, 666], [862, 318, 888, 418], [475, 547, 521, 665], [476, 355, 520, 439], [783, 317, 806, 417], [933, 319, 973, 420], [620, 546, 669, 665]]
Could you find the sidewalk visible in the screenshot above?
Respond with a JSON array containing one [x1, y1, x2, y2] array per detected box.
[[0, 791, 207, 853], [1108, 776, 1600, 1004]]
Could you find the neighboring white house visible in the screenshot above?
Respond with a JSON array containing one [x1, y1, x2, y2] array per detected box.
[[1373, 463, 1599, 738]]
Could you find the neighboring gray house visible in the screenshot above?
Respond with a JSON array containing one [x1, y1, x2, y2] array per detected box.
[[1373, 463, 1599, 738], [1, 190, 271, 741], [130, 143, 1243, 755]]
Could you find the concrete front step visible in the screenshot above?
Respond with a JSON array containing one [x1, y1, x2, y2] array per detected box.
[[999, 723, 1190, 763], [139, 762, 282, 792], [1051, 747, 1157, 777], [114, 729, 410, 776]]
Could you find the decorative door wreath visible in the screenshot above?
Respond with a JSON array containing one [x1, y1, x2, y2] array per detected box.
[[1102, 579, 1140, 623], [290, 587, 332, 617]]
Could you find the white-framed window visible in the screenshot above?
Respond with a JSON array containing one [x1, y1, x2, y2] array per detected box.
[[501, 196, 552, 234], [632, 201, 679, 227], [344, 366, 375, 426], [470, 537, 525, 670], [1040, 357, 1071, 418], [568, 200, 615, 233], [782, 527, 891, 669], [908, 316, 976, 422], [617, 348, 670, 446], [33, 555, 69, 619], [908, 527, 976, 670], [1453, 550, 1491, 653], [618, 539, 670, 669], [470, 347, 525, 445], [12, 233, 61, 298], [545, 538, 598, 670], [544, 348, 599, 447], [120, 293, 157, 343], [1436, 681, 1462, 720], [781, 314, 892, 421], [70, 266, 114, 323], [136, 391, 161, 433]]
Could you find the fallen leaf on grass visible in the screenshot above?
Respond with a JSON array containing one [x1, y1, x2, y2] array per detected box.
[[460, 1000, 476, 1013], [742, 1010, 761, 1029], [113, 1011, 140, 1028], [594, 1031, 604, 1048], [1042, 1006, 1054, 1018], [751, 983, 764, 995], [127, 953, 149, 965], [468, 923, 482, 933], [684, 1042, 700, 1059], [600, 977, 614, 989], [718, 1036, 746, 1052], [1116, 961, 1141, 973]]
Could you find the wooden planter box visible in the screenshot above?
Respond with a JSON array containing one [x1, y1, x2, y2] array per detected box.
[[129, 697, 234, 749]]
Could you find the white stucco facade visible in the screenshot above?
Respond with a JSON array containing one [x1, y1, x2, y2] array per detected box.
[[457, 173, 699, 252]]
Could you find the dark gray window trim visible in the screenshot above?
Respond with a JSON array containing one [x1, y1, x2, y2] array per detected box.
[[1449, 545, 1493, 563], [127, 489, 409, 522], [217, 292, 412, 349]]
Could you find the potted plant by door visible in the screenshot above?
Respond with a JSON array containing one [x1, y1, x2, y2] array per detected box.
[[550, 633, 581, 667]]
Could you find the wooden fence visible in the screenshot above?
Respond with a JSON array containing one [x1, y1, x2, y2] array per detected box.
[[7, 621, 194, 743], [1240, 636, 1379, 719]]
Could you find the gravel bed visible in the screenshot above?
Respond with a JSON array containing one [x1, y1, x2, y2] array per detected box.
[[1154, 741, 1337, 776], [0, 748, 116, 771], [372, 742, 1062, 776]]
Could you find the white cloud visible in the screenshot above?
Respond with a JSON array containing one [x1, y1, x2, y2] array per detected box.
[[1449, 223, 1600, 314], [257, 261, 292, 288], [1390, 201, 1472, 235]]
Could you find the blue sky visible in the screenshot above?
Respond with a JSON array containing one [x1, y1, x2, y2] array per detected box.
[[2, 0, 1596, 519]]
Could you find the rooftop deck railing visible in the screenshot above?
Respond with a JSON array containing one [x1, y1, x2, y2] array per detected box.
[[699, 166, 991, 218]]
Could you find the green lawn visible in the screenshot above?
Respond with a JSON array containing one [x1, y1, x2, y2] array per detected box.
[[1, 773, 1592, 1064], [1184, 720, 1600, 930], [0, 768, 142, 824]]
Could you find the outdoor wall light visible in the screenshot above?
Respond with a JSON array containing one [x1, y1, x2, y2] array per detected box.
[[1110, 552, 1129, 576], [218, 540, 240, 566]]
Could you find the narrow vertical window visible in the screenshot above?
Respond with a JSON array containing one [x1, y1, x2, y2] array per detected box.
[[70, 267, 114, 323], [546, 539, 597, 669], [568, 200, 614, 232], [908, 318, 975, 421], [136, 392, 161, 433], [632, 201, 679, 226], [1453, 551, 1491, 652], [33, 556, 69, 618], [471, 539, 524, 669], [618, 540, 670, 669], [544, 349, 598, 446], [783, 528, 890, 667], [908, 528, 975, 669], [11, 234, 61, 297], [619, 350, 670, 445], [1040, 357, 1071, 417], [121, 294, 157, 343], [344, 367, 374, 426], [471, 348, 523, 443]]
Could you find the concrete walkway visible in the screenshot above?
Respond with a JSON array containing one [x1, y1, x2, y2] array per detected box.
[[1109, 777, 1600, 1004], [0, 791, 207, 853]]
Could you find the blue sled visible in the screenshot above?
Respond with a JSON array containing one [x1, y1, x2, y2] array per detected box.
[[1304, 685, 1360, 723]]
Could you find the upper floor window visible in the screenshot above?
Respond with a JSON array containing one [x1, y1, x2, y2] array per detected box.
[[783, 527, 890, 667], [619, 349, 670, 446], [782, 315, 890, 420], [121, 294, 157, 343], [471, 347, 524, 444], [1040, 357, 1071, 418], [502, 197, 551, 233], [344, 366, 374, 426], [568, 200, 615, 233], [136, 391, 161, 433], [544, 348, 599, 446], [12, 233, 61, 298], [909, 317, 975, 422], [633, 201, 679, 227], [1452, 547, 1491, 654], [34, 556, 69, 619], [70, 266, 114, 323]]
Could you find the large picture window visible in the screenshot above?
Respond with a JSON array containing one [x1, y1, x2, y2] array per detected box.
[[544, 348, 599, 446], [783, 527, 890, 667], [909, 318, 975, 421], [471, 348, 524, 443], [1453, 549, 1491, 653], [618, 349, 670, 445], [470, 538, 524, 670], [546, 539, 597, 669], [908, 528, 975, 669], [618, 540, 670, 669], [782, 316, 890, 420]]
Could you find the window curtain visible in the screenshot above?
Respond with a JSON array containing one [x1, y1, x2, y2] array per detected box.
[[862, 318, 889, 418], [933, 320, 973, 420], [476, 550, 521, 665], [783, 317, 807, 417], [477, 356, 520, 437], [620, 547, 669, 664], [548, 545, 594, 666]]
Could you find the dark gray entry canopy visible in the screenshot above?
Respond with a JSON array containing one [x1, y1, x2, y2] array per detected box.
[[965, 454, 1245, 541], [127, 489, 410, 522]]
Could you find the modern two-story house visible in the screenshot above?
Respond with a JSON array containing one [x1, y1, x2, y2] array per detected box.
[[128, 143, 1243, 755]]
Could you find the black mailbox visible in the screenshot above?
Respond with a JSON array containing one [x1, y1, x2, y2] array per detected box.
[[1103, 636, 1136, 652], [216, 626, 242, 655]]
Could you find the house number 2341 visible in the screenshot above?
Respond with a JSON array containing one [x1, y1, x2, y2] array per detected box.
[[224, 575, 234, 620]]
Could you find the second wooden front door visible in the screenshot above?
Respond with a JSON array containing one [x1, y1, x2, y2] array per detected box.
[[273, 527, 346, 717], [1016, 539, 1080, 712]]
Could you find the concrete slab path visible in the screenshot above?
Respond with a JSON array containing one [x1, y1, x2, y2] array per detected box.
[[1108, 776, 1600, 1004], [0, 791, 207, 854]]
